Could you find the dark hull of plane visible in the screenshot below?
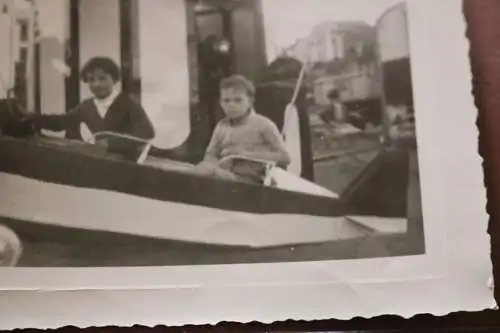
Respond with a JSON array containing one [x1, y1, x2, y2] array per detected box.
[[0, 134, 413, 218], [0, 135, 420, 264], [0, 136, 346, 217]]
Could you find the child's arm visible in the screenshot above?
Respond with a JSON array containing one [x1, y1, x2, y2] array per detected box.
[[127, 100, 155, 140], [225, 119, 291, 167], [105, 101, 155, 155], [197, 123, 223, 167], [194, 124, 225, 176], [32, 106, 81, 132], [260, 121, 291, 167]]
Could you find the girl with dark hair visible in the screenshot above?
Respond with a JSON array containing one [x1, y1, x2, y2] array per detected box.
[[28, 57, 155, 158]]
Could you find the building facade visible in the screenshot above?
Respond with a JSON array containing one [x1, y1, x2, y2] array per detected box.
[[0, 0, 37, 105], [285, 21, 375, 64], [284, 20, 380, 106]]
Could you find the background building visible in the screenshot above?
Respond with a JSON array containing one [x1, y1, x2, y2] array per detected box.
[[285, 21, 374, 64], [0, 0, 37, 107], [284, 20, 381, 108]]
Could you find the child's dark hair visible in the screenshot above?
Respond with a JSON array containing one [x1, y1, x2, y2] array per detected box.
[[220, 75, 256, 98], [80, 57, 121, 83]]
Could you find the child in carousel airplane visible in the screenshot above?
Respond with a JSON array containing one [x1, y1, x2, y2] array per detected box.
[[195, 75, 291, 184], [28, 57, 155, 159]]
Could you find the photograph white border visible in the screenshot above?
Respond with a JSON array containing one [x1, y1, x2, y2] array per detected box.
[[0, 0, 494, 329]]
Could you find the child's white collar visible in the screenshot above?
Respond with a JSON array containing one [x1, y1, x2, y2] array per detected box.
[[94, 89, 120, 119], [94, 89, 120, 104]]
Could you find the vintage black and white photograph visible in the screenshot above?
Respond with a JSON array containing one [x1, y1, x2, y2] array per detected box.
[[0, 0, 449, 268], [0, 0, 494, 329]]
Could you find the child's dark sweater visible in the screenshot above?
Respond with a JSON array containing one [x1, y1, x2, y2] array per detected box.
[[35, 93, 155, 158]]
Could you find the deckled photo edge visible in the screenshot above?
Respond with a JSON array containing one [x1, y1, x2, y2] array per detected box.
[[0, 0, 494, 328]]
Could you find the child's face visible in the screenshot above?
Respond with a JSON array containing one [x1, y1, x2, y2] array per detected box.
[[85, 68, 116, 99], [220, 88, 253, 119]]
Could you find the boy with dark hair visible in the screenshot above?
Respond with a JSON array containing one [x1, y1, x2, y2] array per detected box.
[[196, 75, 291, 184], [29, 56, 155, 158]]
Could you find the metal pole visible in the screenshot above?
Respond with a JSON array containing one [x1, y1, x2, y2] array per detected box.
[[65, 0, 80, 109], [26, 2, 35, 112]]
